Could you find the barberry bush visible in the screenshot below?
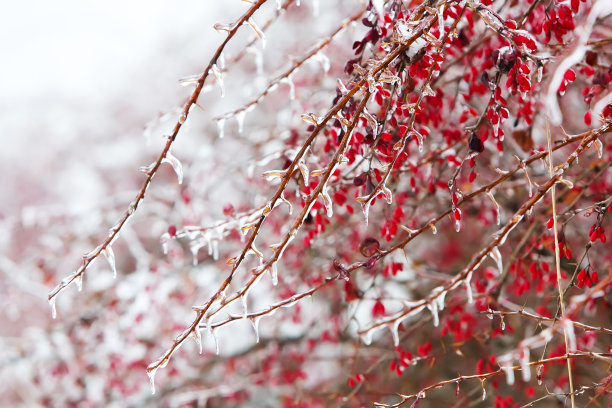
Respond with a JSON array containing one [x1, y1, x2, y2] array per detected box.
[[7, 0, 612, 406]]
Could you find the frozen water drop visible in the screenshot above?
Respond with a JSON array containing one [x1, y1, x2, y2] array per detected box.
[[162, 151, 183, 185], [455, 219, 461, 232], [276, 0, 281, 10], [102, 247, 117, 279], [520, 347, 531, 382], [486, 191, 500, 225], [430, 223, 438, 235]]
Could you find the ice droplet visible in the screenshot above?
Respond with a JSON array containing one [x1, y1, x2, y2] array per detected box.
[[391, 318, 403, 346], [162, 151, 184, 184], [49, 297, 57, 319], [160, 232, 171, 255], [102, 246, 117, 279], [360, 200, 371, 225], [235, 110, 246, 134], [455, 219, 461, 232], [275, 0, 281, 10], [211, 64, 224, 98], [216, 117, 225, 139], [430, 223, 438, 235]]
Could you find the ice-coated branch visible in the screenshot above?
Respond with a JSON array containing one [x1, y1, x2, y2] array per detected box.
[[48, 0, 270, 313]]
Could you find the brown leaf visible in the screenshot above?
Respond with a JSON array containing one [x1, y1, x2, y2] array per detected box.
[[512, 128, 534, 152]]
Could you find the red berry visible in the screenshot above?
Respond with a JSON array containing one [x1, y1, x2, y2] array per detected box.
[[546, 217, 554, 229]]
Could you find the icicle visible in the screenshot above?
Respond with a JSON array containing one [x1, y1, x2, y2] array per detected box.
[[500, 357, 515, 386], [429, 223, 438, 235], [321, 184, 333, 217], [455, 219, 461, 232], [211, 240, 219, 261], [250, 317, 261, 343], [270, 262, 278, 286], [536, 365, 543, 385], [262, 169, 288, 181], [312, 0, 319, 16], [381, 184, 393, 204], [235, 111, 246, 134], [162, 151, 184, 184], [246, 46, 264, 75], [102, 247, 117, 279], [358, 199, 371, 225], [213, 22, 235, 32], [279, 192, 293, 214], [563, 318, 576, 351], [146, 356, 168, 395], [427, 301, 439, 327], [557, 178, 574, 189], [480, 379, 487, 401], [75, 274, 83, 292], [337, 78, 348, 94], [160, 232, 171, 255], [593, 138, 603, 158], [193, 328, 203, 354], [282, 74, 295, 100], [391, 318, 403, 346], [489, 247, 503, 276], [297, 160, 309, 185], [49, 297, 57, 319], [296, 0, 300, 6], [486, 191, 500, 225], [179, 73, 200, 87], [360, 329, 373, 345], [211, 64, 224, 98], [138, 162, 156, 176], [246, 19, 266, 48], [275, 0, 281, 10], [209, 326, 219, 355], [520, 347, 531, 382], [216, 117, 225, 139], [147, 368, 157, 395], [464, 270, 473, 303], [241, 295, 248, 318], [314, 52, 329, 73]]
